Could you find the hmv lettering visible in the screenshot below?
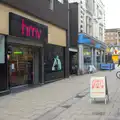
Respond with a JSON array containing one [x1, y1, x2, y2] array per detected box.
[[9, 12, 48, 42], [21, 19, 42, 39]]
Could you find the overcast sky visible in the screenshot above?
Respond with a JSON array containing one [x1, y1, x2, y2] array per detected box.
[[104, 0, 120, 29]]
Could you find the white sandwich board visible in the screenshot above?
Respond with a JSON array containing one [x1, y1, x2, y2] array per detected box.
[[90, 76, 109, 104]]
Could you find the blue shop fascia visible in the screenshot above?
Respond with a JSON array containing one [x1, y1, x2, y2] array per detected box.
[[77, 33, 106, 72], [78, 33, 106, 50]]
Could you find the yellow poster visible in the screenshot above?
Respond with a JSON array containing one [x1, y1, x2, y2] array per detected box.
[[112, 55, 118, 63]]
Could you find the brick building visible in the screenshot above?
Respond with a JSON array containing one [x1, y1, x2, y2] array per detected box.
[[105, 28, 120, 46]]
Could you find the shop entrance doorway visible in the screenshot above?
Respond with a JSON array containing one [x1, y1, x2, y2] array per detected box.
[[8, 45, 34, 87], [69, 51, 78, 75]]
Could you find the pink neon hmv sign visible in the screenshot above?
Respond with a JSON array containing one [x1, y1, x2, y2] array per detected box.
[[9, 12, 48, 42]]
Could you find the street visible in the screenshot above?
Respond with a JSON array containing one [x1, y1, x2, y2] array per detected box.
[[0, 69, 120, 120], [0, 0, 118, 120]]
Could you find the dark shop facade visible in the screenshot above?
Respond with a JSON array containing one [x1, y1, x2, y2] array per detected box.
[[0, 1, 68, 94], [69, 2, 78, 75]]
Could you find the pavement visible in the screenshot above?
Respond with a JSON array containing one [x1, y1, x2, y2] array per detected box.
[[0, 67, 120, 120]]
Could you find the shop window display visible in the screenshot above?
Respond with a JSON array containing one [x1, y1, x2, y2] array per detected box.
[[96, 50, 100, 63], [83, 46, 92, 69], [44, 44, 64, 74], [69, 52, 78, 74], [96, 50, 101, 69], [8, 45, 33, 87]]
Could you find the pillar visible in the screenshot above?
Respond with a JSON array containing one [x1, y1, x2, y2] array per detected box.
[[64, 47, 69, 78], [78, 45, 84, 74], [103, 51, 106, 63], [100, 51, 103, 63], [39, 47, 44, 84], [93, 49, 97, 67], [91, 48, 94, 65], [33, 48, 39, 85]]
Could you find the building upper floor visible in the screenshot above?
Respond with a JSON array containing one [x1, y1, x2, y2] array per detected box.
[[105, 28, 120, 46], [93, 0, 105, 19], [1, 0, 68, 30]]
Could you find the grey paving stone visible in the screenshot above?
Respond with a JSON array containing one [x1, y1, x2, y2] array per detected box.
[[36, 107, 65, 120], [0, 70, 119, 120], [100, 116, 120, 120], [20, 119, 31, 120], [0, 115, 22, 120]]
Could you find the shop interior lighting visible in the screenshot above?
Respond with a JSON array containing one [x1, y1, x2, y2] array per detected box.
[[14, 51, 23, 54]]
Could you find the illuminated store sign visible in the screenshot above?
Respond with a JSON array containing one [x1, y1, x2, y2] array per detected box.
[[9, 12, 48, 42]]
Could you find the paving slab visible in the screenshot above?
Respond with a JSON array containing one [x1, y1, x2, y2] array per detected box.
[[0, 70, 119, 120]]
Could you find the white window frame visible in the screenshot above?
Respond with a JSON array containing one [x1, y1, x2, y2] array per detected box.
[[86, 16, 92, 35]]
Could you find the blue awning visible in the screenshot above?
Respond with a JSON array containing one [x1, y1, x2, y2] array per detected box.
[[95, 43, 101, 48], [78, 34, 91, 44], [77, 33, 105, 49]]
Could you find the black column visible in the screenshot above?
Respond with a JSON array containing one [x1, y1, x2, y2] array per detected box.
[[0, 35, 9, 92], [64, 30, 69, 78], [39, 47, 44, 84]]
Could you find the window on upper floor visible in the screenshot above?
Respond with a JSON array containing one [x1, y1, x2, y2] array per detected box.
[[86, 16, 92, 36], [48, 0, 54, 10], [99, 26, 103, 40], [86, 0, 89, 9]]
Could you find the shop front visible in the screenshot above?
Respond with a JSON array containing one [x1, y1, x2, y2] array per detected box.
[[43, 16, 67, 82], [0, 3, 68, 92], [78, 33, 106, 73], [83, 46, 92, 70], [7, 44, 41, 87], [69, 48, 78, 75], [44, 44, 65, 82], [0, 12, 48, 91], [7, 13, 48, 88]]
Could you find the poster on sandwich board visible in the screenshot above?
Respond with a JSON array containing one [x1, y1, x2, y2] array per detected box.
[[90, 76, 106, 98]]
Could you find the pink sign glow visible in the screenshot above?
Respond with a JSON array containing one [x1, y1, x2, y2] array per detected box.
[[21, 19, 42, 39]]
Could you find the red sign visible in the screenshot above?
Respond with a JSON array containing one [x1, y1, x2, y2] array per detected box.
[[9, 12, 48, 42], [92, 80, 104, 89], [90, 77, 106, 98], [21, 19, 42, 39]]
